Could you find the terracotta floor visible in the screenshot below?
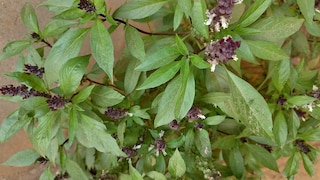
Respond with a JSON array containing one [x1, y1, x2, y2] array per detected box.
[[0, 0, 320, 179]]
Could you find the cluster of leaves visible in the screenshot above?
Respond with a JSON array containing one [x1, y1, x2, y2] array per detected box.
[[1, 0, 320, 179]]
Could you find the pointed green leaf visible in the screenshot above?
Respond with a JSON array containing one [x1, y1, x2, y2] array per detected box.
[[246, 40, 288, 61], [272, 59, 291, 92], [178, 0, 192, 17], [297, 0, 315, 23], [273, 111, 288, 147], [39, 167, 54, 180], [287, 96, 317, 106], [1, 149, 39, 167], [174, 4, 184, 31], [72, 85, 95, 104], [125, 26, 145, 61], [21, 3, 39, 33], [191, 0, 209, 39], [204, 115, 226, 125], [175, 35, 188, 55], [229, 147, 245, 179], [138, 61, 182, 90], [91, 86, 124, 108], [168, 149, 186, 178], [0, 40, 30, 61], [43, 20, 77, 38], [190, 54, 211, 69], [6, 72, 47, 92], [283, 152, 299, 177], [124, 58, 141, 94], [237, 0, 272, 27], [184, 129, 194, 151], [90, 20, 114, 82], [135, 46, 180, 71], [68, 106, 79, 146], [301, 152, 314, 176], [66, 158, 88, 180], [114, 0, 167, 19], [246, 144, 279, 172], [195, 129, 212, 158], [53, 8, 86, 20], [147, 171, 167, 180], [59, 55, 89, 97], [129, 160, 144, 180], [44, 28, 89, 85], [305, 21, 320, 37]]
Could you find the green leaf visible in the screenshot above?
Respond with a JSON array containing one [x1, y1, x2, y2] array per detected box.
[[178, 0, 192, 17], [21, 3, 39, 33], [195, 129, 212, 158], [129, 160, 144, 180], [246, 40, 289, 61], [0, 110, 30, 142], [204, 115, 226, 125], [68, 106, 79, 147], [66, 158, 88, 180], [190, 54, 211, 69], [6, 72, 47, 92], [0, 40, 31, 61], [146, 171, 167, 180], [297, 0, 315, 23], [91, 86, 124, 108], [301, 152, 314, 176], [283, 152, 299, 177], [272, 59, 291, 92], [117, 121, 126, 146], [53, 8, 86, 20], [44, 28, 89, 85], [72, 85, 95, 104], [59, 55, 89, 97], [229, 147, 245, 179], [305, 21, 320, 37], [21, 97, 50, 118], [43, 20, 77, 38], [1, 149, 39, 167], [167, 136, 185, 149], [200, 92, 231, 104], [129, 106, 150, 119], [247, 17, 304, 43], [246, 144, 279, 172], [39, 167, 54, 180], [90, 20, 114, 83], [184, 129, 194, 151], [168, 149, 186, 178], [135, 46, 180, 71], [191, 0, 209, 39], [174, 4, 184, 31], [297, 126, 320, 141], [77, 113, 126, 156], [218, 70, 273, 138], [114, 0, 167, 19], [138, 61, 182, 90], [212, 136, 236, 149], [273, 111, 288, 147], [287, 96, 317, 106], [125, 25, 146, 61], [175, 35, 188, 55], [237, 0, 272, 27], [39, 0, 74, 14], [124, 58, 141, 94]]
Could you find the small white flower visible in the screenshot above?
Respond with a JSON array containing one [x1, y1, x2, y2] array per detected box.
[[220, 16, 229, 29], [209, 59, 219, 72], [233, 0, 243, 4], [204, 10, 216, 25], [313, 85, 319, 91], [198, 114, 206, 120]]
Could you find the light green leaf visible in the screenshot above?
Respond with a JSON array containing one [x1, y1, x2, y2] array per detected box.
[[44, 28, 89, 85], [305, 21, 320, 37], [200, 92, 231, 104], [117, 121, 126, 146], [68, 106, 79, 147], [204, 115, 226, 125], [191, 0, 209, 39], [91, 86, 124, 108], [273, 111, 288, 147], [178, 0, 192, 17], [124, 58, 141, 94], [21, 97, 50, 118], [138, 61, 182, 90], [114, 0, 167, 19], [229, 147, 245, 179], [90, 20, 114, 82], [297, 0, 315, 23], [246, 144, 279, 172], [195, 129, 212, 158], [175, 35, 188, 55], [77, 113, 126, 156], [72, 85, 95, 104], [21, 3, 39, 33], [6, 72, 47, 92], [283, 152, 299, 177], [59, 55, 89, 97], [66, 158, 88, 180], [1, 149, 39, 167], [39, 167, 54, 180], [53, 8, 86, 20], [184, 129, 194, 151], [0, 40, 31, 61], [135, 46, 180, 71], [272, 59, 291, 92], [39, 0, 74, 14], [246, 40, 289, 61], [297, 126, 320, 141], [125, 25, 145, 61], [190, 54, 211, 69], [129, 160, 144, 180], [301, 152, 314, 176], [147, 171, 167, 180], [43, 20, 77, 38], [174, 4, 183, 31], [287, 96, 317, 106], [168, 149, 186, 178], [237, 0, 272, 27]]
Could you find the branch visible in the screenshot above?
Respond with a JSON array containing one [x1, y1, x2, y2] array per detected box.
[[83, 75, 126, 96]]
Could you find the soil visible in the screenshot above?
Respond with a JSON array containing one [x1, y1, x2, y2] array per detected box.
[[0, 0, 319, 179]]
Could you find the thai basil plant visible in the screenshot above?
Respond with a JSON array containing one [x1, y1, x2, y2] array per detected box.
[[1, 0, 320, 179]]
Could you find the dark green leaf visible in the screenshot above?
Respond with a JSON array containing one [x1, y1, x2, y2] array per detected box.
[[90, 20, 114, 82], [72, 85, 95, 104], [135, 46, 180, 71], [77, 113, 126, 156], [0, 40, 30, 61], [301, 152, 314, 176], [297, 0, 315, 23], [237, 0, 272, 27], [1, 149, 39, 167], [21, 3, 39, 33], [184, 129, 194, 151], [167, 136, 185, 149], [273, 111, 288, 147], [43, 20, 77, 38], [298, 126, 320, 141], [129, 160, 144, 180], [53, 8, 86, 20], [191, 0, 209, 39], [168, 149, 186, 178], [229, 147, 245, 179], [212, 136, 236, 149], [138, 61, 182, 90], [190, 54, 211, 69], [283, 152, 299, 177], [59, 55, 89, 97], [114, 0, 167, 19], [124, 58, 142, 94], [66, 158, 88, 180], [272, 59, 291, 92], [125, 26, 145, 60], [174, 4, 184, 31], [246, 144, 279, 172], [44, 28, 89, 85], [68, 106, 79, 147], [246, 40, 289, 61], [195, 129, 212, 158], [91, 86, 124, 108], [6, 72, 47, 92], [204, 115, 226, 125]]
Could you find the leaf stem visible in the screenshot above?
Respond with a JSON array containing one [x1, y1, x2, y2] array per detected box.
[[83, 75, 126, 95]]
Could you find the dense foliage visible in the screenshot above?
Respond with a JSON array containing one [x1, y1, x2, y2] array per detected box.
[[1, 0, 320, 179]]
